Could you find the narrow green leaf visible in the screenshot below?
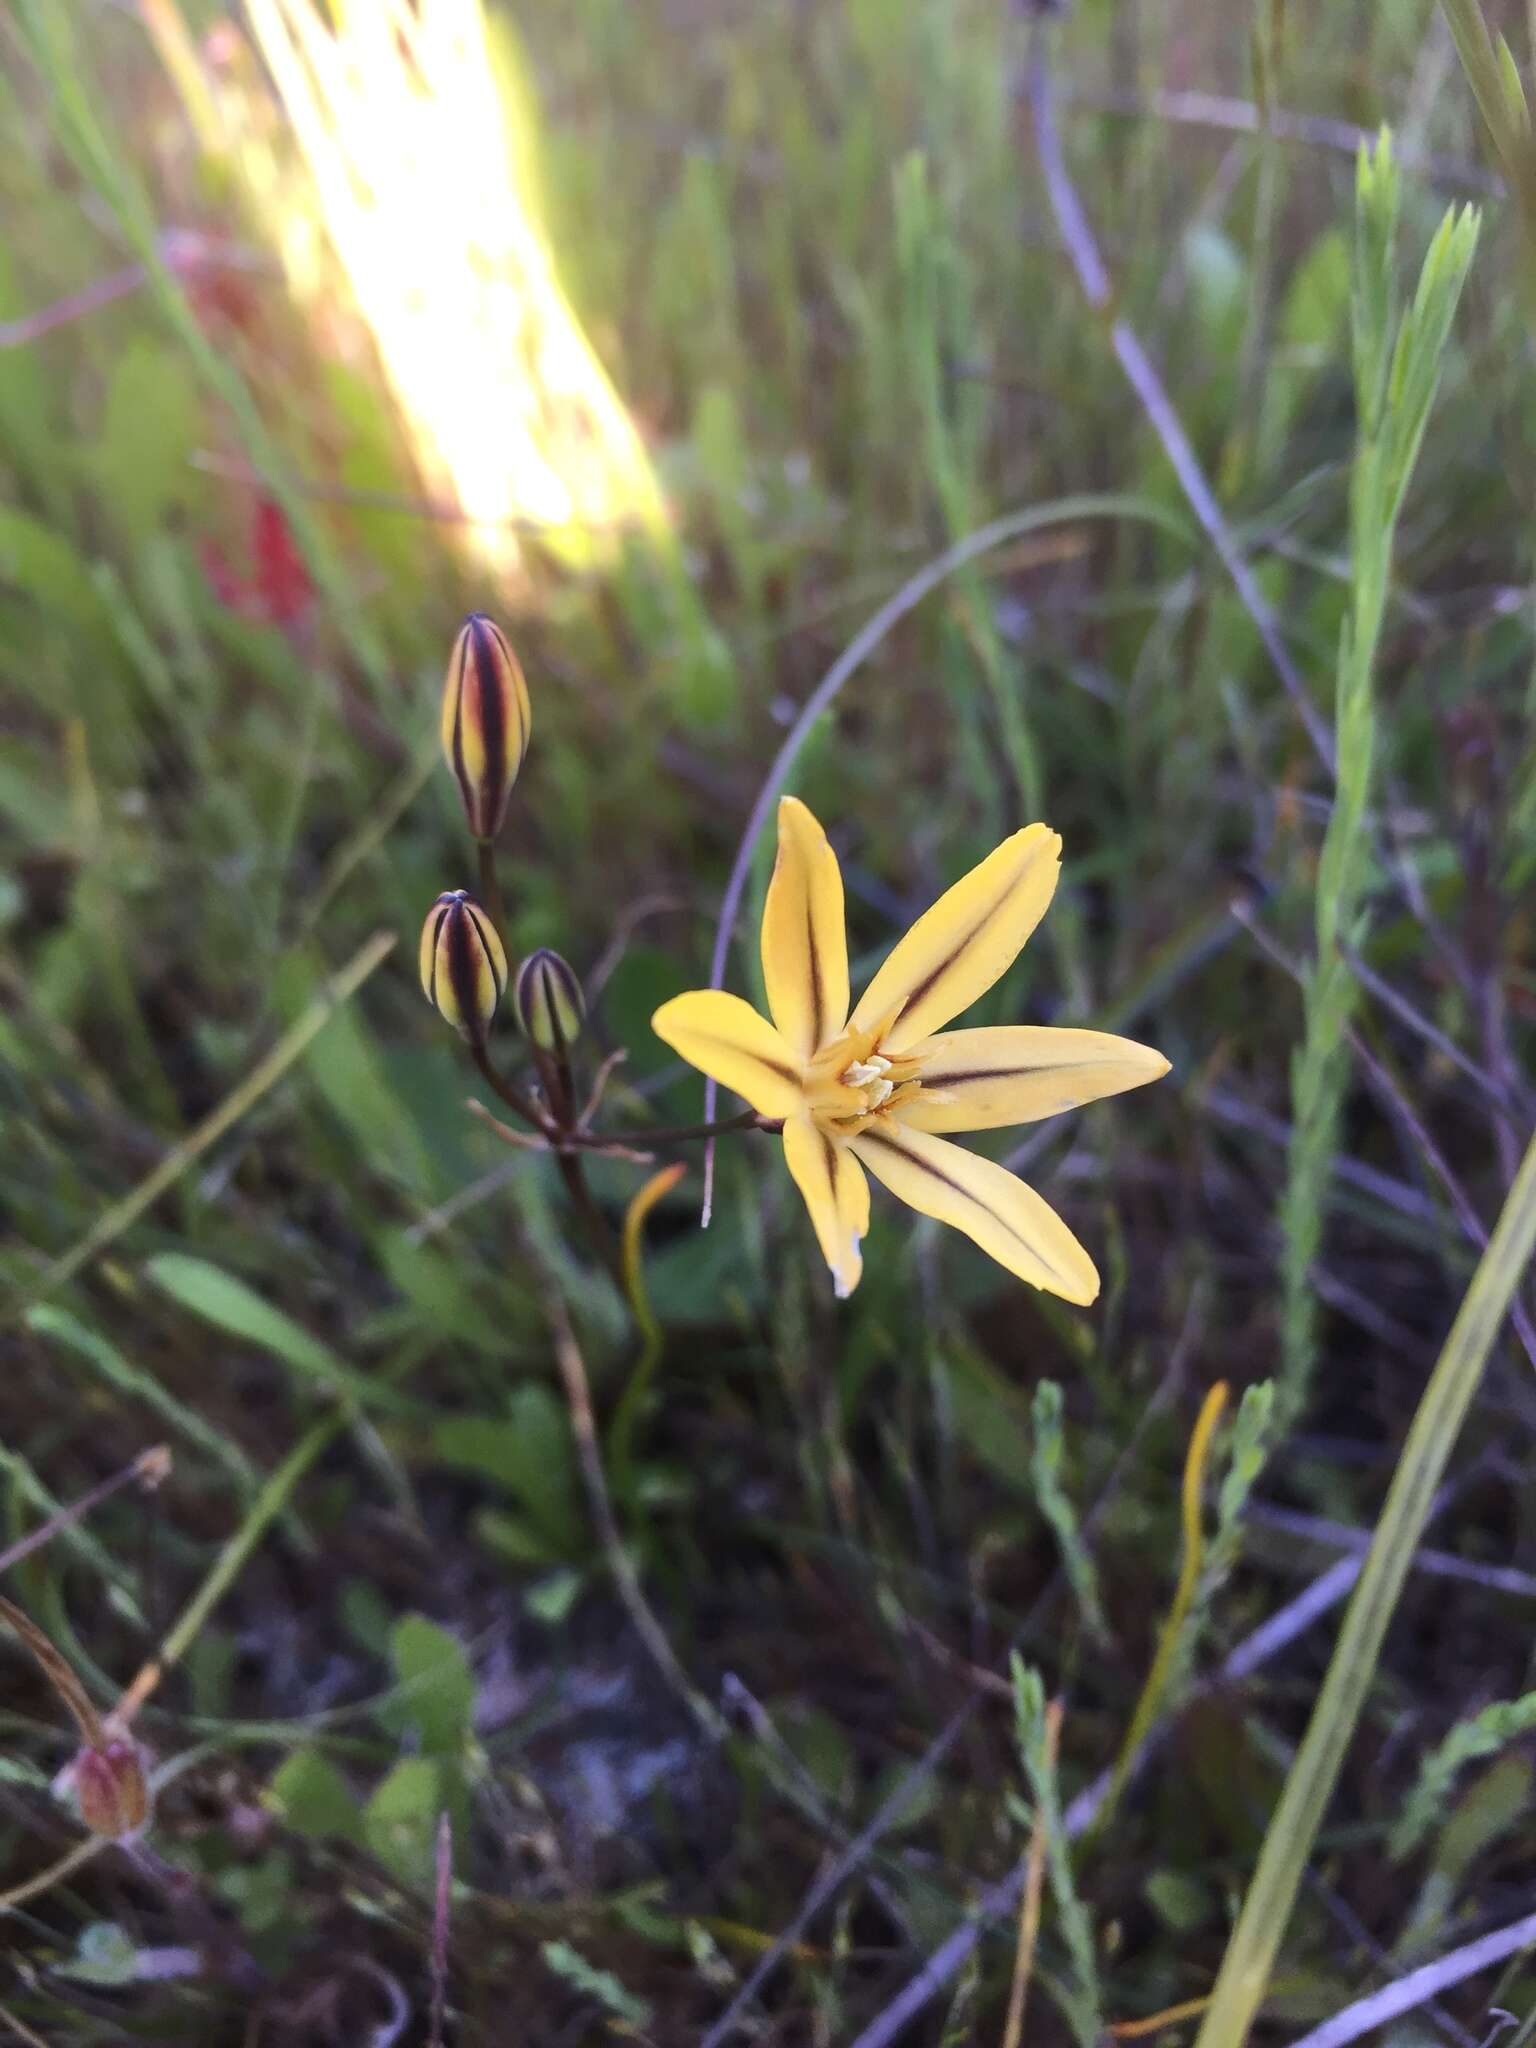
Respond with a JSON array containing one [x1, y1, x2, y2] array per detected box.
[[144, 1253, 418, 1417], [1197, 1124, 1536, 2048], [388, 1616, 475, 1756]]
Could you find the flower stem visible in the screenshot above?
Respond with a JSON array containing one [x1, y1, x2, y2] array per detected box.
[[469, 1043, 547, 1133], [541, 1277, 723, 1739], [469, 1049, 757, 1280], [555, 1150, 624, 1287], [475, 836, 507, 944], [563, 1108, 775, 1150]]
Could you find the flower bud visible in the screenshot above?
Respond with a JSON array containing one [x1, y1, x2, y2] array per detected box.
[[420, 890, 508, 1043], [74, 1739, 149, 1839], [440, 613, 531, 840], [513, 948, 585, 1056]]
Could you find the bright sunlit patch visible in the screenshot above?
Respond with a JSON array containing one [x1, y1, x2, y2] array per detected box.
[[239, 0, 665, 573]]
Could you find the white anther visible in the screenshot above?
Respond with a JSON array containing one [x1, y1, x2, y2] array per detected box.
[[841, 1055, 892, 1088]]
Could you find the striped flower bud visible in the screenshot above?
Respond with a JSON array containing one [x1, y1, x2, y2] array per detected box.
[[420, 890, 508, 1044], [513, 948, 585, 1056], [440, 613, 531, 840], [74, 1738, 149, 1840]]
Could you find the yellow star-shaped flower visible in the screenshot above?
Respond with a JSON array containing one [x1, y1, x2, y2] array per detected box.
[[652, 798, 1170, 1302]]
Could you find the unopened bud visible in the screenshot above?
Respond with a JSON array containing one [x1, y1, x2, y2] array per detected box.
[[74, 1739, 149, 1839], [420, 890, 508, 1044], [514, 948, 585, 1056], [440, 613, 531, 840]]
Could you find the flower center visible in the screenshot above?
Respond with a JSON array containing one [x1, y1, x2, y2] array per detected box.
[[840, 1054, 893, 1110], [803, 1026, 928, 1133]]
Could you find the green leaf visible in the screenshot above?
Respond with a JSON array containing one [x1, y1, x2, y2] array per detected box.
[[379, 1229, 507, 1355], [341, 1579, 394, 1656], [472, 1507, 563, 1567], [942, 1344, 1033, 1488], [1145, 1869, 1216, 1934], [1394, 1697, 1536, 1861], [26, 1302, 260, 1492], [92, 338, 201, 539], [1434, 1750, 1531, 1882], [1279, 227, 1350, 353], [266, 1749, 364, 1844], [144, 1253, 418, 1416], [0, 243, 67, 521], [388, 1615, 475, 1755], [1441, 0, 1533, 191], [1030, 1381, 1109, 1644], [364, 1756, 446, 1888], [0, 505, 114, 653], [273, 951, 437, 1195], [540, 1940, 653, 2029], [432, 1383, 582, 1553], [524, 1567, 584, 1625], [866, 1759, 942, 1836], [1351, 130, 1400, 434], [1496, 33, 1532, 138]]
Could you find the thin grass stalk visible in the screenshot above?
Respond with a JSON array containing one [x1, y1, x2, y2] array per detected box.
[[1194, 1118, 1536, 2048], [893, 153, 1045, 820], [0, 1447, 143, 1611], [1438, 0, 1536, 909], [540, 1275, 725, 1742], [1286, 1904, 1536, 2048], [0, 1447, 169, 1578], [429, 1810, 452, 2048], [26, 1310, 260, 1499], [10, 930, 396, 1319], [115, 1410, 345, 1723], [1023, 38, 1336, 771], [1012, 1664, 1101, 2046], [1276, 138, 1479, 1427], [0, 1998, 55, 2048], [1000, 1697, 1059, 2048]]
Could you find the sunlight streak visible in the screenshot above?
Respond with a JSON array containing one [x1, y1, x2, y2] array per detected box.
[[239, 0, 664, 573]]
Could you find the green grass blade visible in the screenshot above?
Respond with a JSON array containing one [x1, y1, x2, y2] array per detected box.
[[9, 930, 395, 1318], [1195, 1119, 1536, 2048]]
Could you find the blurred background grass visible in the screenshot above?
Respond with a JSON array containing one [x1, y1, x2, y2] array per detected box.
[[1, 0, 1534, 2041]]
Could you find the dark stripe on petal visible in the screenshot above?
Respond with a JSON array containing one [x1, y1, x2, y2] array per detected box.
[[464, 902, 505, 1001], [922, 1064, 1046, 1087], [490, 618, 528, 765], [819, 1125, 838, 1197], [447, 905, 485, 1039], [427, 903, 452, 1013], [449, 636, 474, 827], [856, 1127, 1066, 1284], [537, 959, 564, 1054], [699, 1034, 800, 1087], [469, 616, 505, 836], [885, 889, 1008, 1035]]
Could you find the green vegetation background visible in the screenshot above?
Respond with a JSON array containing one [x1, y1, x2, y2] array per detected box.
[[2, 0, 1534, 2041]]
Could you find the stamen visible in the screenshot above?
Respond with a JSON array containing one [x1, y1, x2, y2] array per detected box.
[[841, 1055, 892, 1088]]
